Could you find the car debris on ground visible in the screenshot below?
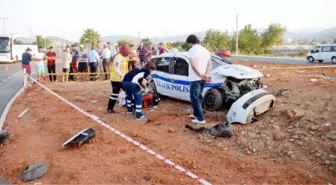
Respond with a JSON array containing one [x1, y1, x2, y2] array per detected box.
[[62, 128, 96, 148], [0, 130, 9, 145], [18, 108, 30, 118], [21, 162, 48, 182], [185, 122, 233, 137]]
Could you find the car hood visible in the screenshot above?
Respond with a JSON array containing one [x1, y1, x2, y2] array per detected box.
[[211, 64, 263, 79]]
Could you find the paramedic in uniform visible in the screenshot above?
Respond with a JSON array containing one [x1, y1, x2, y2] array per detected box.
[[186, 34, 212, 125], [122, 61, 156, 120], [107, 44, 130, 113]]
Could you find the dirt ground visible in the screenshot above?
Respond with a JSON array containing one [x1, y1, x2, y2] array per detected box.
[[1, 61, 336, 184]]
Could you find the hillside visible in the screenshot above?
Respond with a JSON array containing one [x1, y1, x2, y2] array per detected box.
[[46, 36, 74, 48]]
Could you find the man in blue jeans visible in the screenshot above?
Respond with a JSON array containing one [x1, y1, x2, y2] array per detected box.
[[122, 62, 156, 121], [88, 46, 100, 81], [186, 34, 212, 125]]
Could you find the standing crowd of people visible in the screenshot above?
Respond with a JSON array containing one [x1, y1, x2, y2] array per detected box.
[[21, 35, 210, 124]]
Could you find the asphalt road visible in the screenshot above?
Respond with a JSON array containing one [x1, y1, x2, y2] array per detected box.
[[229, 56, 309, 65], [0, 62, 25, 118]]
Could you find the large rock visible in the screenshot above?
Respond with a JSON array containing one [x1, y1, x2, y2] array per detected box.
[[283, 109, 304, 120], [273, 132, 287, 141], [21, 162, 48, 182], [0, 176, 9, 184], [325, 131, 336, 140]]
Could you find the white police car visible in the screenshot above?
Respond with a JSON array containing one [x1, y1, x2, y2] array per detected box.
[[149, 52, 265, 111]]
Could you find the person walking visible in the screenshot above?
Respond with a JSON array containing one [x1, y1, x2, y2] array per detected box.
[[21, 48, 32, 77], [107, 44, 130, 113], [137, 41, 149, 67], [62, 46, 72, 82], [46, 46, 56, 82], [88, 45, 100, 81], [34, 47, 46, 82], [122, 61, 156, 120], [186, 34, 212, 125], [102, 44, 111, 80], [70, 45, 79, 81], [77, 44, 89, 81]]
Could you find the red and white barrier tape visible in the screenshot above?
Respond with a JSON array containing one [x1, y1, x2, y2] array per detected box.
[[26, 75, 212, 185]]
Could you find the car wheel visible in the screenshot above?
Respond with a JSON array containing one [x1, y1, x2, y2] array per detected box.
[[148, 81, 158, 94], [318, 60, 323, 63], [307, 56, 314, 63], [331, 57, 336, 64], [203, 89, 223, 111]]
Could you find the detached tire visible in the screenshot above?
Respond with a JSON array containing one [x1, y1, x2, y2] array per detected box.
[[307, 56, 314, 63], [203, 89, 223, 111]]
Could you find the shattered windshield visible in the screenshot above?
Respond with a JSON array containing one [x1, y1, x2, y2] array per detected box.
[[211, 54, 231, 70], [0, 37, 10, 53]]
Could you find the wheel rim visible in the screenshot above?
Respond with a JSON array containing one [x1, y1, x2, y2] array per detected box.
[[332, 58, 336, 63], [205, 93, 216, 107], [309, 57, 313, 62]]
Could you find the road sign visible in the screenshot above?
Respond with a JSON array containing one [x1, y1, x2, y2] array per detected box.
[[166, 43, 172, 50]]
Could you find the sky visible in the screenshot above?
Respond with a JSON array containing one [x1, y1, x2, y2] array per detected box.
[[0, 0, 335, 41]]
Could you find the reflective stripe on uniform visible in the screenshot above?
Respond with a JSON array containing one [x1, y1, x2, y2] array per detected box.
[[136, 104, 142, 108]]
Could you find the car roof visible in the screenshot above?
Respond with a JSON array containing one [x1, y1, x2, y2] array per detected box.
[[152, 52, 189, 59]]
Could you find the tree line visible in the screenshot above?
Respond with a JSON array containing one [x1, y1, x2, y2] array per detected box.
[[77, 24, 286, 54], [204, 23, 286, 54]]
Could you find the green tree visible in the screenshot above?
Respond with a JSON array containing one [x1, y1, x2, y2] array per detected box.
[[36, 35, 51, 48], [118, 39, 133, 46], [333, 39, 336, 44], [171, 41, 188, 51], [141, 38, 152, 46], [80, 28, 100, 45], [203, 29, 230, 52], [261, 23, 286, 50], [234, 24, 263, 54]]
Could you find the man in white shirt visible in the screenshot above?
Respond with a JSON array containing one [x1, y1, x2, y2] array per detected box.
[[34, 47, 46, 82], [102, 44, 111, 80], [186, 34, 212, 125]]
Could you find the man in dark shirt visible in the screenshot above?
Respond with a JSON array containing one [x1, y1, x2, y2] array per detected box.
[[122, 62, 155, 121], [137, 41, 149, 67], [46, 46, 57, 82], [22, 48, 32, 75], [70, 45, 79, 81]]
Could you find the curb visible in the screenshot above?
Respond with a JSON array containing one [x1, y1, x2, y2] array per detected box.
[[0, 86, 25, 130]]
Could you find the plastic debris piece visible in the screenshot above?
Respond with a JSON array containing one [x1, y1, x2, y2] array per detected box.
[[21, 162, 48, 182], [310, 78, 317, 82], [18, 108, 30, 118]]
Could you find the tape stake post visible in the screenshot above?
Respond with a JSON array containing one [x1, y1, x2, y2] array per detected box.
[[26, 75, 211, 185]]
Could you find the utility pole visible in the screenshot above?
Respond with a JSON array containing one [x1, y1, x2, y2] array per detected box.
[[236, 14, 239, 55], [0, 17, 8, 34], [164, 28, 167, 38], [29, 27, 33, 37], [138, 32, 140, 43]]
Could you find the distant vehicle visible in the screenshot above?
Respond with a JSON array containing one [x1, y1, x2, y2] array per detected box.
[[0, 34, 38, 63], [215, 49, 231, 57], [306, 44, 336, 64], [149, 52, 264, 111]]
